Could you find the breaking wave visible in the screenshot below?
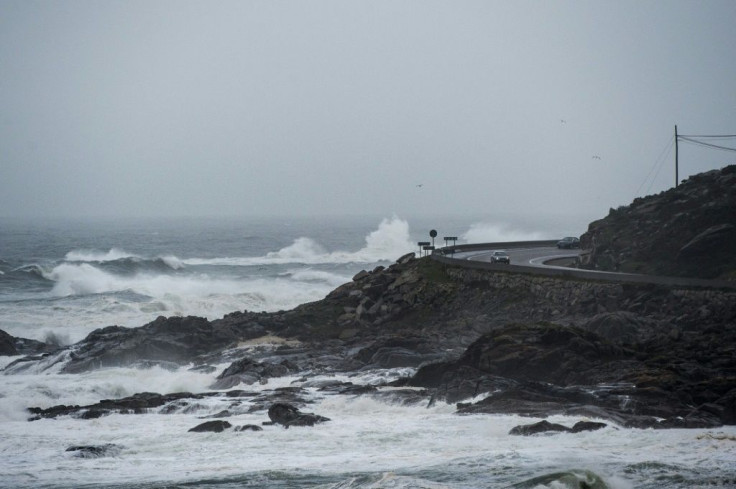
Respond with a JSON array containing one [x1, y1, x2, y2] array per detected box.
[[461, 222, 546, 243], [185, 216, 414, 266], [65, 248, 140, 262]]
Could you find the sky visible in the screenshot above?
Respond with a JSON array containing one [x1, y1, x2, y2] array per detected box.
[[1, 0, 735, 226]]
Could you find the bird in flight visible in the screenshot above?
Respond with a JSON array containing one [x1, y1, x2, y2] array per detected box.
[[592, 155, 601, 160], [416, 184, 423, 188], [560, 119, 567, 124]]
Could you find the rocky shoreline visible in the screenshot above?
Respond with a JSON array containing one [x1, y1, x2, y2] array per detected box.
[[3, 245, 735, 431]]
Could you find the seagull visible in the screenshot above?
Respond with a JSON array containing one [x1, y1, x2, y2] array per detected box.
[[592, 155, 601, 160], [560, 119, 567, 124], [416, 184, 423, 188]]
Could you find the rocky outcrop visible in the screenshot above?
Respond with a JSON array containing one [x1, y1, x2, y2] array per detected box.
[[508, 420, 607, 436], [0, 329, 57, 356], [0, 329, 18, 356], [267, 403, 330, 428], [188, 420, 232, 433], [56, 315, 266, 374], [66, 444, 123, 458], [210, 357, 297, 389], [580, 164, 736, 280], [407, 322, 733, 428], [27, 392, 208, 420]]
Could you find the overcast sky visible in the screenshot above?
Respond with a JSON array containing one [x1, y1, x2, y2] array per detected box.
[[1, 0, 735, 225]]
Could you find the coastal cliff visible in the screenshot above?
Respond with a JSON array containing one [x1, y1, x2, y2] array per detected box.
[[3, 166, 736, 429], [6, 249, 735, 428], [580, 164, 736, 280]]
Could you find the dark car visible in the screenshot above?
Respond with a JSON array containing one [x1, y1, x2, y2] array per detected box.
[[490, 251, 510, 264], [557, 237, 580, 249]]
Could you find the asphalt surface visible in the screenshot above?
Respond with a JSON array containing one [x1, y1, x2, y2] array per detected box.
[[455, 246, 582, 269], [439, 244, 736, 289]]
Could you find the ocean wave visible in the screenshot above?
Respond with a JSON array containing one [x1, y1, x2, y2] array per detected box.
[[65, 248, 140, 262], [40, 260, 345, 308], [10, 263, 53, 280], [64, 248, 186, 272], [185, 216, 415, 266], [286, 268, 352, 287], [461, 222, 546, 243]]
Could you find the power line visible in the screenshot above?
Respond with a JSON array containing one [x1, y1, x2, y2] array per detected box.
[[678, 134, 736, 138], [678, 136, 736, 152], [646, 138, 675, 196], [635, 135, 674, 198]]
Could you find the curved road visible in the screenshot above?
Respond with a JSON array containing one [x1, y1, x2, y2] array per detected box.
[[454, 246, 582, 269], [436, 243, 736, 289]]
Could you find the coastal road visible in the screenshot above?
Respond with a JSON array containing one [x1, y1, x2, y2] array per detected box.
[[438, 243, 736, 289], [454, 246, 583, 270]]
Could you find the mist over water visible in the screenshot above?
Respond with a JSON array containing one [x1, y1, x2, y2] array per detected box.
[[0, 213, 592, 344]]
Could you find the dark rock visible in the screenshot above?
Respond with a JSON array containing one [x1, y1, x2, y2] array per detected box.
[[235, 424, 263, 432], [59, 316, 246, 373], [580, 164, 736, 280], [201, 410, 231, 419], [581, 312, 659, 345], [267, 403, 330, 428], [189, 364, 217, 374], [28, 392, 206, 420], [66, 444, 123, 458], [211, 357, 295, 389], [718, 389, 736, 425], [397, 252, 415, 265], [571, 421, 607, 432], [509, 420, 571, 435], [0, 329, 19, 356], [188, 420, 232, 432], [353, 270, 370, 281], [247, 387, 313, 414], [419, 323, 623, 387], [318, 382, 378, 395], [679, 224, 736, 257]]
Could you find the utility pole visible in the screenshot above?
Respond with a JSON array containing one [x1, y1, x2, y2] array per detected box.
[[675, 125, 679, 188]]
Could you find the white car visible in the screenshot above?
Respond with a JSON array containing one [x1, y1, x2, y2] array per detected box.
[[490, 251, 510, 264]]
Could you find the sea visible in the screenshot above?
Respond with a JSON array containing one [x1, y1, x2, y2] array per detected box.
[[1, 215, 734, 489]]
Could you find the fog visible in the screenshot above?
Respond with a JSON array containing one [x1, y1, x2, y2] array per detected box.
[[1, 0, 735, 227]]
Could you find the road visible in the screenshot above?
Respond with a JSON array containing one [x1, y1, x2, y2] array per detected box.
[[453, 246, 582, 270], [436, 242, 736, 289]]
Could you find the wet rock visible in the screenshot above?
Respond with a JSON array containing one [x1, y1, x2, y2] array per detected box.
[[318, 382, 378, 395], [509, 420, 572, 436], [59, 316, 247, 373], [267, 403, 330, 428], [0, 329, 19, 356], [201, 410, 232, 419], [189, 364, 217, 374], [210, 357, 296, 389], [412, 323, 623, 388], [28, 392, 207, 420], [66, 444, 123, 458], [188, 420, 232, 432], [571, 421, 608, 432], [235, 424, 263, 432]]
